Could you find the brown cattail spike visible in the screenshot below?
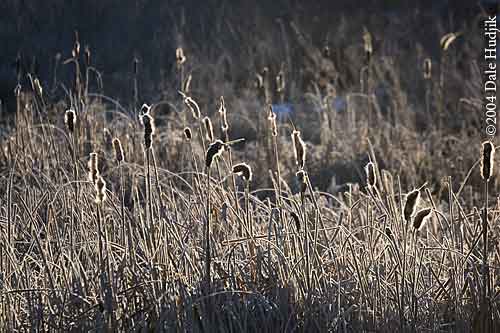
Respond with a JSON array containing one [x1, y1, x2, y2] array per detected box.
[[232, 163, 253, 182], [218, 96, 228, 131], [176, 47, 187, 68], [88, 152, 99, 184], [363, 27, 373, 63], [206, 140, 225, 168], [296, 169, 308, 194], [180, 93, 201, 120], [184, 127, 192, 141], [183, 74, 192, 93], [133, 56, 139, 76], [276, 69, 285, 93], [268, 106, 277, 137], [423, 58, 432, 80], [413, 208, 432, 230], [112, 138, 124, 163], [365, 162, 376, 188], [481, 141, 495, 181], [140, 111, 155, 150], [64, 109, 76, 133], [292, 130, 306, 169], [203, 117, 214, 141], [84, 46, 91, 67], [95, 176, 107, 204], [404, 189, 421, 222]]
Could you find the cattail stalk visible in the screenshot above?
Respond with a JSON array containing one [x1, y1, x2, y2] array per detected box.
[[113, 138, 126, 248], [480, 141, 494, 329]]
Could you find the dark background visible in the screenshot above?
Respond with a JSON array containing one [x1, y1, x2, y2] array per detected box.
[[0, 0, 496, 112]]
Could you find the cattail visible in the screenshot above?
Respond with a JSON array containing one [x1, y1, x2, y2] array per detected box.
[[182, 95, 201, 120], [112, 138, 124, 163], [404, 189, 421, 222], [73, 32, 80, 58], [64, 109, 76, 133], [254, 73, 263, 89], [423, 58, 432, 79], [481, 141, 495, 181], [15, 53, 21, 81], [34, 78, 43, 98], [176, 47, 186, 67], [205, 140, 225, 168], [296, 169, 308, 194], [218, 96, 228, 131], [363, 27, 373, 63], [232, 163, 253, 182], [183, 74, 192, 93], [365, 161, 376, 188], [203, 116, 214, 141], [140, 111, 155, 150], [322, 44, 330, 58], [276, 69, 285, 93], [184, 127, 192, 141], [95, 175, 107, 204], [291, 130, 306, 169], [14, 84, 21, 97], [84, 45, 91, 67], [140, 103, 151, 115], [413, 208, 432, 230], [133, 56, 139, 76], [268, 106, 277, 137], [88, 152, 99, 184], [440, 32, 460, 51]]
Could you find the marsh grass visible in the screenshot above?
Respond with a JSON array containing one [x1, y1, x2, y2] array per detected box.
[[0, 22, 499, 333]]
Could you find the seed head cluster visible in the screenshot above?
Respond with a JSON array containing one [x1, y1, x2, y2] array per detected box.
[[292, 130, 306, 169], [480, 141, 495, 182], [205, 140, 225, 168], [232, 163, 253, 182], [64, 109, 76, 133]]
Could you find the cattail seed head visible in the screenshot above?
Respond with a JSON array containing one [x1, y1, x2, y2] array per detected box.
[[15, 53, 22, 80], [184, 127, 192, 141], [84, 45, 91, 67], [64, 109, 76, 133], [34, 78, 43, 98], [365, 162, 376, 187], [205, 140, 225, 169], [95, 175, 107, 204], [218, 96, 229, 131], [268, 105, 277, 137], [363, 27, 373, 63], [203, 116, 214, 141], [176, 47, 187, 67], [140, 111, 155, 150], [276, 70, 285, 93], [413, 208, 432, 231], [88, 152, 99, 184], [183, 74, 192, 93], [440, 32, 459, 51], [481, 141, 495, 181], [232, 163, 253, 182], [423, 58, 432, 79], [296, 169, 308, 194], [112, 138, 124, 163], [133, 56, 139, 76], [254, 73, 263, 89], [292, 130, 306, 169], [404, 189, 421, 222], [182, 95, 201, 120]]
